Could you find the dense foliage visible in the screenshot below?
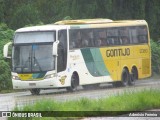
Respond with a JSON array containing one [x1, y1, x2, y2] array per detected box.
[[151, 40, 160, 73], [0, 0, 160, 40], [0, 23, 13, 91], [0, 1, 160, 91]]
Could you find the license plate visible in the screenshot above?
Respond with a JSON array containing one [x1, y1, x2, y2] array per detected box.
[[29, 83, 36, 86]]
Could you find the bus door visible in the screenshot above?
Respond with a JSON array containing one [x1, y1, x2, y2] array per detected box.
[[57, 30, 67, 73]]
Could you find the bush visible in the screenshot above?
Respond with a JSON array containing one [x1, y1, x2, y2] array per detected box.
[[150, 39, 160, 73], [0, 23, 13, 91], [0, 60, 11, 91]]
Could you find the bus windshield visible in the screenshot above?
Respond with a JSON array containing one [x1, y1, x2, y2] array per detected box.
[[12, 31, 56, 73], [12, 43, 55, 73]]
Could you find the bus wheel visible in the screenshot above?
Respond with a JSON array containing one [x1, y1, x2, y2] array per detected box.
[[30, 89, 40, 95], [121, 69, 129, 86], [66, 73, 79, 92], [128, 67, 138, 86]]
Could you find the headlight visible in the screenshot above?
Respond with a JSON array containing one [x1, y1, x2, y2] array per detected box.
[[44, 73, 56, 79], [12, 75, 21, 80]]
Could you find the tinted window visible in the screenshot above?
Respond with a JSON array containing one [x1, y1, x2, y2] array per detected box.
[[69, 25, 148, 49], [119, 27, 130, 45], [57, 30, 67, 72], [130, 26, 148, 44], [107, 28, 119, 46], [137, 26, 148, 43]]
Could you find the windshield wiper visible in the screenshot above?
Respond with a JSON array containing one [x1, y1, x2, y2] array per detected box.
[[33, 57, 42, 71]]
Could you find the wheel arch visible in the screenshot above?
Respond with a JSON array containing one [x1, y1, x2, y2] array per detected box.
[[123, 66, 129, 73]]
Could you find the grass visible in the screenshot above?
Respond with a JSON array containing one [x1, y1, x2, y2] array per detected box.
[[8, 89, 160, 120]]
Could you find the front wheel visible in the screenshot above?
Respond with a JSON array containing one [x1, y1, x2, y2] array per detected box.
[[66, 73, 79, 92], [30, 89, 40, 95]]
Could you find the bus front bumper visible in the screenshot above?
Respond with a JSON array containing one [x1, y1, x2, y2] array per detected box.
[[12, 78, 63, 89]]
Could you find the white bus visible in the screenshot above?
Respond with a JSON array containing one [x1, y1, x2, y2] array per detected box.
[[4, 19, 151, 95]]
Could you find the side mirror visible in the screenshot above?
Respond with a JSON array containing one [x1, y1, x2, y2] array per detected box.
[[53, 40, 59, 56], [3, 42, 12, 58]]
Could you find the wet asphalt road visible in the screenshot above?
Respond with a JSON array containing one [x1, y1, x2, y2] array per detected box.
[[0, 78, 160, 112]]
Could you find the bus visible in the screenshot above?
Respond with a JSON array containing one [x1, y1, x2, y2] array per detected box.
[[3, 19, 151, 95]]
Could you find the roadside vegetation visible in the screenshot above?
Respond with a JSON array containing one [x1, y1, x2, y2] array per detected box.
[[151, 39, 160, 74], [8, 89, 160, 119], [0, 23, 13, 91]]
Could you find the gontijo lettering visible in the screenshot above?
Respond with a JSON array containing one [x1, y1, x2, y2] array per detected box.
[[106, 48, 130, 57]]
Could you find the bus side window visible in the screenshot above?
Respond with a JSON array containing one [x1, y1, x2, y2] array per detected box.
[[69, 30, 77, 49], [119, 27, 130, 45], [107, 28, 118, 46], [130, 27, 139, 44], [75, 31, 83, 48], [76, 29, 95, 48], [137, 26, 148, 43], [138, 36, 147, 43], [114, 37, 120, 45], [107, 37, 114, 45], [88, 30, 94, 47], [81, 30, 89, 47], [121, 37, 129, 45]]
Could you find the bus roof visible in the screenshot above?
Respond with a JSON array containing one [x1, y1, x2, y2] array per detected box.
[[16, 24, 69, 33], [54, 19, 147, 25], [16, 19, 148, 32], [54, 18, 113, 25]]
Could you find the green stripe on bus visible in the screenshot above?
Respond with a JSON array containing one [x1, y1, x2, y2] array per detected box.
[[32, 72, 46, 79], [81, 48, 101, 76], [81, 48, 109, 77], [90, 48, 110, 76]]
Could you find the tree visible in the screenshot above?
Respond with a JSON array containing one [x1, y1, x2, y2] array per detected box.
[[9, 4, 40, 29], [0, 23, 13, 90], [0, 0, 5, 22]]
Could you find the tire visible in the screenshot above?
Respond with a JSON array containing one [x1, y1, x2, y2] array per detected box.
[[121, 69, 129, 86], [128, 68, 138, 86], [66, 73, 78, 92], [30, 89, 40, 95]]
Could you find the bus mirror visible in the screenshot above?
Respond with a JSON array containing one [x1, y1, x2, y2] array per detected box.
[[53, 40, 59, 56], [3, 42, 12, 59]]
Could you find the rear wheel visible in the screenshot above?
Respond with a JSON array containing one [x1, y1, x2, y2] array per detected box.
[[128, 67, 138, 86], [30, 89, 40, 95], [66, 73, 79, 92], [121, 69, 129, 86]]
